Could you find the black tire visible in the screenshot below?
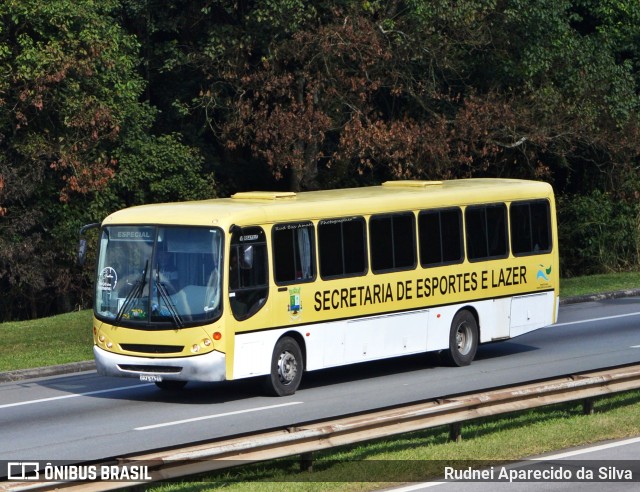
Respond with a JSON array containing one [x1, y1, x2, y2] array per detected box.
[[264, 336, 303, 396], [155, 380, 187, 391], [445, 310, 478, 367]]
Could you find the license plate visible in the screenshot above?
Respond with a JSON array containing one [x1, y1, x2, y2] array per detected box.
[[140, 374, 163, 382]]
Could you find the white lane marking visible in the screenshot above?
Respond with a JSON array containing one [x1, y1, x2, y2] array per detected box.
[[388, 482, 446, 490], [553, 311, 640, 327], [0, 383, 154, 410], [135, 401, 304, 431], [531, 435, 640, 460], [388, 436, 640, 491]]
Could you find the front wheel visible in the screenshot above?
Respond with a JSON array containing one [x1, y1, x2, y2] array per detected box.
[[264, 336, 303, 396], [445, 310, 478, 367]]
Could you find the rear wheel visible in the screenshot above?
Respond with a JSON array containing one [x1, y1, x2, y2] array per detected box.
[[446, 310, 478, 367], [264, 336, 303, 396]]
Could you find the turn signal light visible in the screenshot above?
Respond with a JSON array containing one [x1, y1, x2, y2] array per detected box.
[[213, 332, 222, 341]]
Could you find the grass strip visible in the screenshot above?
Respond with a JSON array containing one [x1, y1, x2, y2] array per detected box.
[[560, 270, 640, 298], [0, 310, 93, 371], [149, 389, 640, 491]]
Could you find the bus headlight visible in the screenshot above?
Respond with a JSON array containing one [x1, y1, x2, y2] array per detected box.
[[95, 331, 114, 351]]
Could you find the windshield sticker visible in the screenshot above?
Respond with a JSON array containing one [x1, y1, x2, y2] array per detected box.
[[98, 267, 118, 292], [274, 222, 313, 232], [318, 217, 358, 226]]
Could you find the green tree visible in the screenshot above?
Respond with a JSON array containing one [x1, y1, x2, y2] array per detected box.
[[0, 0, 212, 320]]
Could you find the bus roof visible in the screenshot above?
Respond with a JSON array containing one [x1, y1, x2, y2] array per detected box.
[[101, 179, 554, 228]]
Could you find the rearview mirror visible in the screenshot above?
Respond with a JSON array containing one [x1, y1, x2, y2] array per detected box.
[[78, 238, 88, 267], [77, 223, 100, 267]]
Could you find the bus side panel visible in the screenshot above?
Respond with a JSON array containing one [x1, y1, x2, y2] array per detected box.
[[229, 292, 556, 380], [312, 311, 430, 370], [233, 330, 281, 379], [510, 291, 555, 338], [478, 299, 511, 342], [319, 321, 346, 368], [343, 310, 429, 365]]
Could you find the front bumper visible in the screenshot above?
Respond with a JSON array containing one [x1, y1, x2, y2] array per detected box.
[[93, 346, 227, 382]]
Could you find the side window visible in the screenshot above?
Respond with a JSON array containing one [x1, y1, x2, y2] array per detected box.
[[229, 226, 268, 320], [418, 208, 463, 267], [369, 213, 416, 273], [510, 200, 552, 255], [465, 204, 508, 261], [272, 222, 316, 284], [318, 217, 367, 279]]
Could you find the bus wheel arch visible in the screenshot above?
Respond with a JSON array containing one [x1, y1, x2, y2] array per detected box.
[[445, 308, 479, 367], [263, 333, 306, 397]]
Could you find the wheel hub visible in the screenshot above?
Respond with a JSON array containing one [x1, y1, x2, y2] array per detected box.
[[277, 351, 298, 384], [456, 324, 471, 354]]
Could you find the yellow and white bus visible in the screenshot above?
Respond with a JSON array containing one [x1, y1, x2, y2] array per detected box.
[[84, 179, 559, 396]]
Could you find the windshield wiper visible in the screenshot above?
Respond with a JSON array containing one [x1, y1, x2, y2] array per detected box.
[[115, 260, 149, 324], [155, 270, 184, 328]]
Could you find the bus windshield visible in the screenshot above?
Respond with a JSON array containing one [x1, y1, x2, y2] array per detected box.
[[95, 226, 223, 327]]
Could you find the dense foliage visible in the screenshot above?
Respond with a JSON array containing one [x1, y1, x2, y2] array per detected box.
[[1, 0, 639, 320]]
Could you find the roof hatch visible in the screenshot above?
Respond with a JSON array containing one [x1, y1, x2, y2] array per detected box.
[[231, 191, 297, 200]]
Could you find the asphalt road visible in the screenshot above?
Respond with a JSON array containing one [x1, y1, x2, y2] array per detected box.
[[1, 296, 639, 473]]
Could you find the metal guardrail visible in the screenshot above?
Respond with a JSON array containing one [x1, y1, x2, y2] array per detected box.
[[4, 363, 640, 491]]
